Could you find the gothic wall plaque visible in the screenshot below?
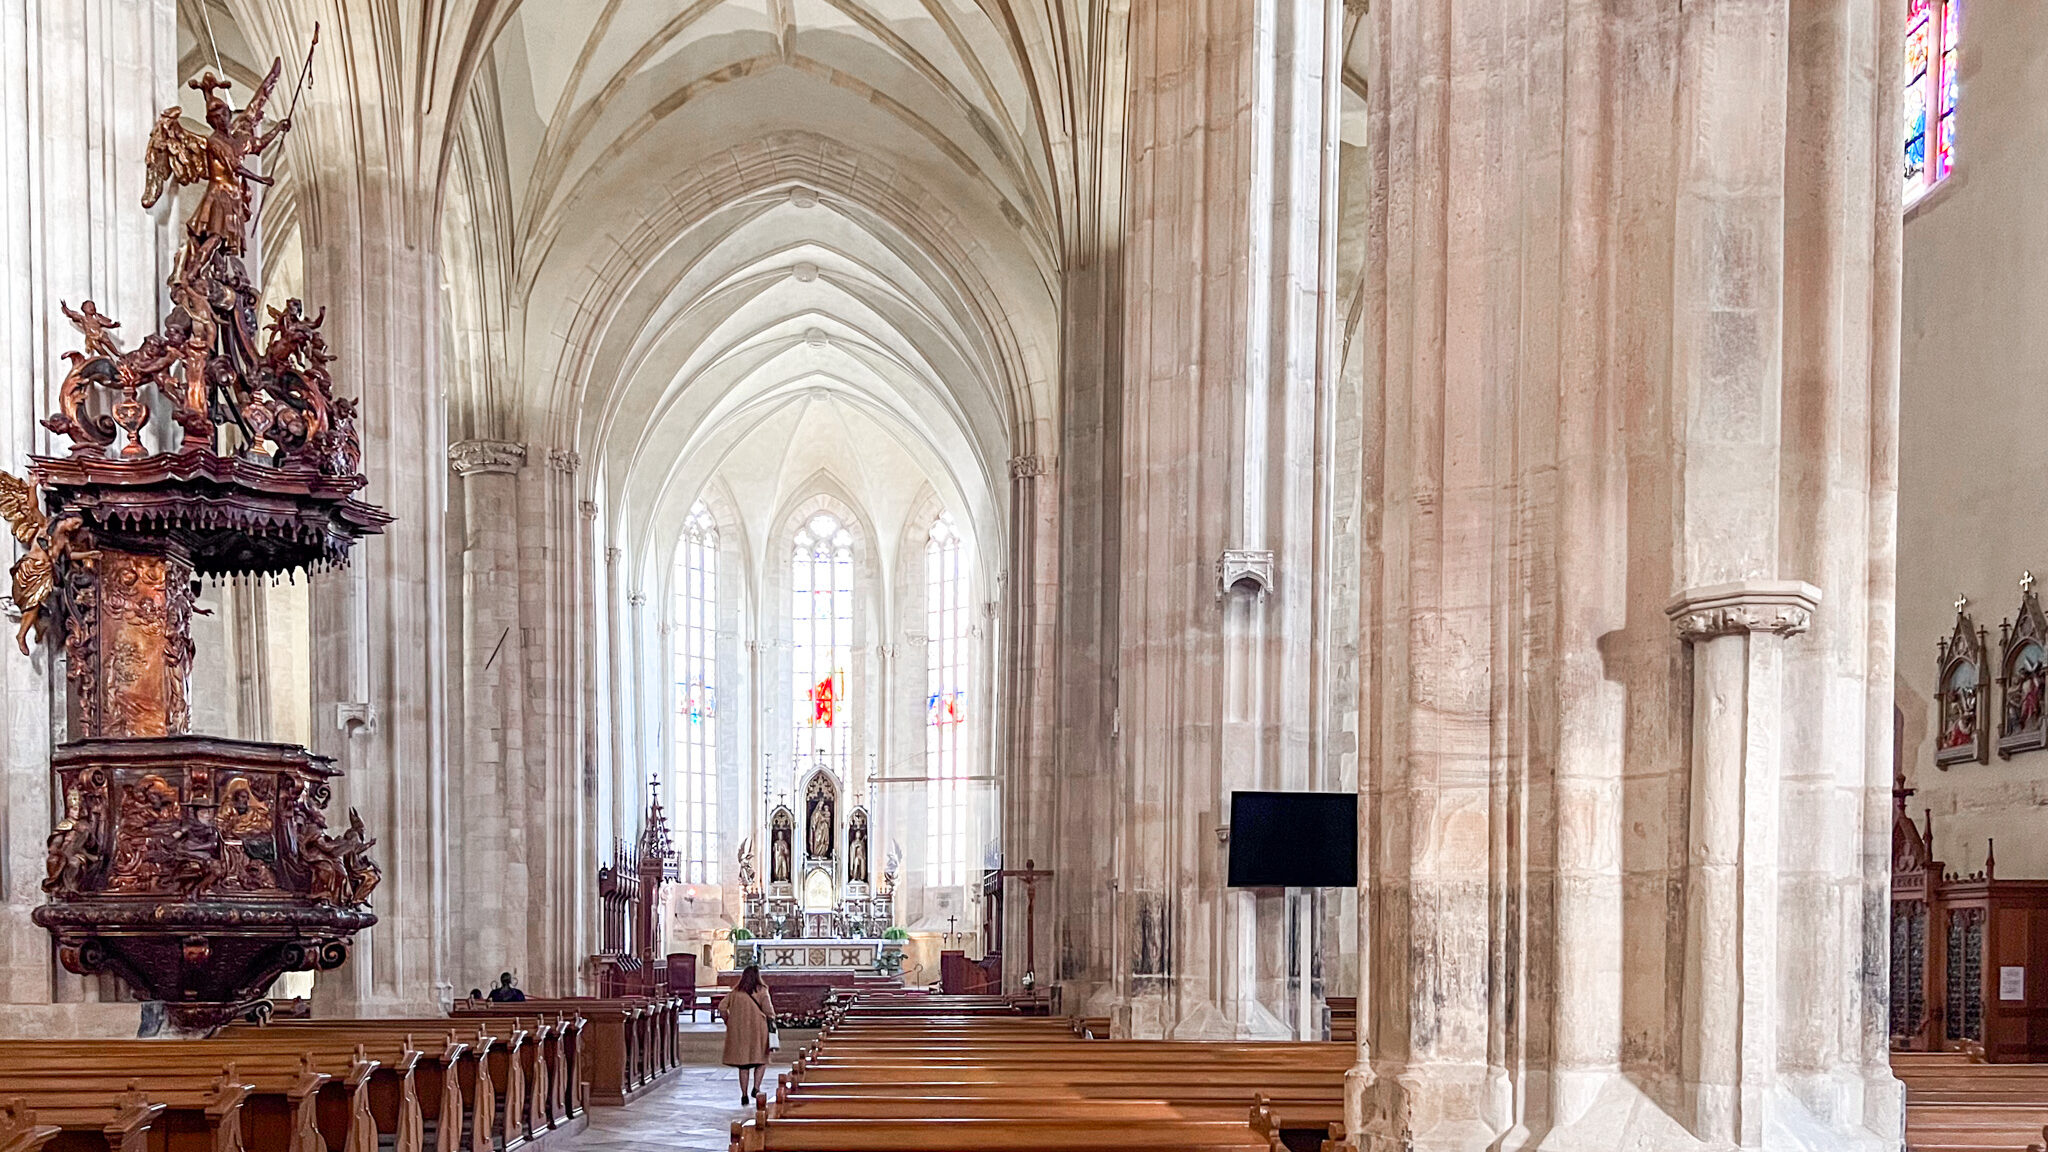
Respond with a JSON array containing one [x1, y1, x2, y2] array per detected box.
[[1937, 597, 1991, 768], [1998, 574, 2048, 759]]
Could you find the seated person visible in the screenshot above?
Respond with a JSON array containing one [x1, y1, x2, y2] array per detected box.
[[486, 972, 526, 1002]]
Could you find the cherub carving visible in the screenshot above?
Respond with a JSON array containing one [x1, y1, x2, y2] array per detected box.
[[337, 807, 381, 906]]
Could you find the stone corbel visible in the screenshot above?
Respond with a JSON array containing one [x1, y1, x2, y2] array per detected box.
[[548, 448, 581, 474], [1007, 455, 1052, 480], [449, 439, 526, 477], [335, 702, 377, 735], [1665, 579, 1821, 641], [579, 500, 600, 521], [1218, 549, 1276, 600]]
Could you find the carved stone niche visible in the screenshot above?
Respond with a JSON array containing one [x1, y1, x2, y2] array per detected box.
[[1998, 578, 2048, 759], [1218, 549, 1276, 600], [1936, 600, 1992, 769]]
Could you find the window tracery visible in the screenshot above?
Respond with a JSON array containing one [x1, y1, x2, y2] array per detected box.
[[925, 514, 970, 887], [793, 512, 856, 787], [672, 501, 719, 884]]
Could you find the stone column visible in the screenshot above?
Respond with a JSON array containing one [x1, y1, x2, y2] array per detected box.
[[451, 438, 529, 990], [1357, 0, 1902, 1148], [1003, 453, 1058, 993], [1668, 583, 1819, 1144], [1114, 0, 1344, 1041], [0, 0, 176, 1034], [217, 1, 455, 1014]]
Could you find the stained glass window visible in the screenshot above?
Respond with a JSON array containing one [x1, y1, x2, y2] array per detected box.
[[925, 514, 970, 887], [1905, 0, 1959, 205], [672, 501, 718, 884], [792, 512, 855, 785]]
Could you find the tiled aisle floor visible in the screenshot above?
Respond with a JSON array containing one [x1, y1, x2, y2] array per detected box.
[[571, 1062, 793, 1151]]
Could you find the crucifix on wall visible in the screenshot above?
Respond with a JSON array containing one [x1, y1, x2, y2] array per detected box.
[[998, 859, 1053, 992]]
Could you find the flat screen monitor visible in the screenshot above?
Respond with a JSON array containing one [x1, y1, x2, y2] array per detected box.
[[1226, 790, 1357, 889]]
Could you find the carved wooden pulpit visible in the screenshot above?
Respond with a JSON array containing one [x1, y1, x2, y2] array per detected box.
[[20, 51, 390, 1034]]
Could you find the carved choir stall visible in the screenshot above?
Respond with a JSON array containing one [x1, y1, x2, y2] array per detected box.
[[20, 53, 389, 1034], [1891, 791, 2048, 1061], [592, 782, 695, 997]]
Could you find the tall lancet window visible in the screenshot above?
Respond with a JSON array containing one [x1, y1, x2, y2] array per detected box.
[[673, 501, 719, 884], [925, 514, 970, 886], [792, 512, 855, 785], [1905, 0, 1959, 204]]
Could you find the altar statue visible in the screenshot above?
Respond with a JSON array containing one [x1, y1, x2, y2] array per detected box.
[[847, 809, 869, 883], [804, 773, 835, 859]]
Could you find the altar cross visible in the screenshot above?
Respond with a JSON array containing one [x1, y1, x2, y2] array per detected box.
[[945, 914, 959, 946], [998, 859, 1054, 992]]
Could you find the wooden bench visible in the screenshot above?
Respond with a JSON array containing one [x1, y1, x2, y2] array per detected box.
[[0, 1041, 344, 1152], [454, 996, 675, 1106], [236, 1015, 586, 1149], [733, 999, 1347, 1152]]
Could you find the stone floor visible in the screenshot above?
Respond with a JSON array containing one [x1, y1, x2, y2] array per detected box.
[[570, 1060, 793, 1151]]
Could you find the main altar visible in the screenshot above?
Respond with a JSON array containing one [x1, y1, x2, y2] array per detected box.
[[734, 765, 900, 963]]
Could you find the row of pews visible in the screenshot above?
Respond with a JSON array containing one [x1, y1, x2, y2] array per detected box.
[[1895, 1049, 2048, 1152], [732, 992, 1349, 1152], [0, 995, 686, 1152]]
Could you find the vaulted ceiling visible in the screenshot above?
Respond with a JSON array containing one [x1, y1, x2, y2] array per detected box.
[[438, 0, 1078, 588]]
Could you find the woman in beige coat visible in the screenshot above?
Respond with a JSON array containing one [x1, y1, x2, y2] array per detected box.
[[720, 965, 776, 1103]]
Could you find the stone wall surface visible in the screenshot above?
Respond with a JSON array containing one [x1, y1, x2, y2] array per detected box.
[[1896, 0, 2048, 880]]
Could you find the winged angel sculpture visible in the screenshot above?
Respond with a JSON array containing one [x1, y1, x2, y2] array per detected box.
[[31, 33, 360, 477], [0, 472, 91, 655]]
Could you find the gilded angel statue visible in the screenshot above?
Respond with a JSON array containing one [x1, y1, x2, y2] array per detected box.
[[144, 62, 290, 270]]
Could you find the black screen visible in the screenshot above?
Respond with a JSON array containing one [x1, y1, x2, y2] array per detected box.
[[1226, 791, 1357, 888]]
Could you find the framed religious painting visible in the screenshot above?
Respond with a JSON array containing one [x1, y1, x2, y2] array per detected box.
[[1936, 597, 1991, 768], [1998, 574, 2048, 758]]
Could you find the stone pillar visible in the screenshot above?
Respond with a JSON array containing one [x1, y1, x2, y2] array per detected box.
[[1668, 583, 1819, 1144], [1357, 0, 1903, 1148], [0, 0, 176, 1034], [522, 449, 586, 995], [1115, 0, 1344, 1039], [219, 0, 455, 1015], [451, 438, 528, 991], [1003, 453, 1058, 993]]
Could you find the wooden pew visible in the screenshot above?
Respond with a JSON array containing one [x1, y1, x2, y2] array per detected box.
[[237, 1015, 588, 1149], [0, 1042, 340, 1152], [735, 1000, 1346, 1152], [1895, 1056, 2048, 1151], [222, 1022, 502, 1152], [0, 1099, 61, 1152], [454, 997, 671, 1107]]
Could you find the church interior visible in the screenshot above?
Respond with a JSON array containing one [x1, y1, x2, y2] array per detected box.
[[2, 0, 2046, 1150]]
